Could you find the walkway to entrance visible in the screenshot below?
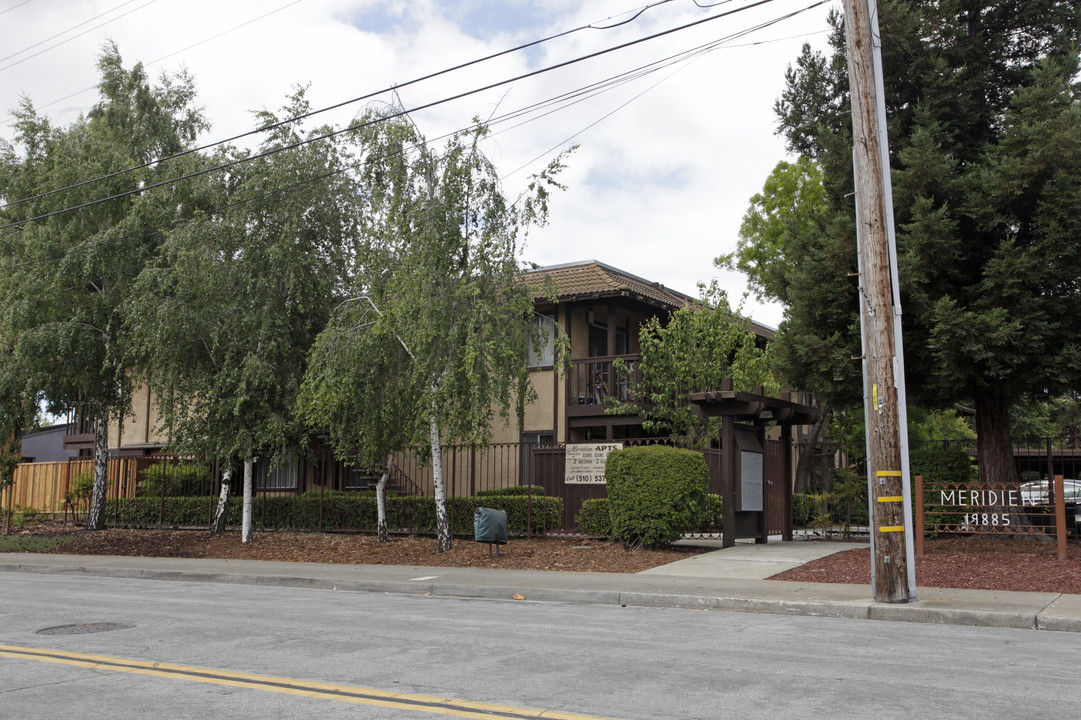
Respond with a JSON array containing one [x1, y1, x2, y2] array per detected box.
[[642, 537, 865, 580]]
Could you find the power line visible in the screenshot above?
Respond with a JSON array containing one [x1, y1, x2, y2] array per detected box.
[[500, 3, 815, 179], [0, 0, 34, 16], [0, 0, 308, 127], [0, 0, 828, 263], [0, 0, 785, 228], [0, 0, 164, 72], [0, 0, 694, 213], [1, 0, 146, 64], [0, 0, 34, 15]]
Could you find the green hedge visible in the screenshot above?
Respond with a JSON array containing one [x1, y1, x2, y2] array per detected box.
[[910, 445, 976, 484], [576, 498, 612, 536], [911, 445, 978, 536], [139, 462, 213, 497], [792, 493, 818, 526], [105, 493, 562, 535], [475, 486, 546, 497], [605, 445, 708, 548], [700, 493, 722, 531], [577, 493, 721, 537]]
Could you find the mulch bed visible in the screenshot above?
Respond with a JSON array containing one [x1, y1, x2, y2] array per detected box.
[[5, 521, 1081, 593], [772, 535, 1081, 594], [1, 521, 706, 573]]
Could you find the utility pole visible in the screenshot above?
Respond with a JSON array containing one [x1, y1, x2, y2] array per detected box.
[[842, 0, 916, 602]]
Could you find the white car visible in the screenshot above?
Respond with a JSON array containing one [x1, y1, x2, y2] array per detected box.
[[1019, 478, 1081, 506]]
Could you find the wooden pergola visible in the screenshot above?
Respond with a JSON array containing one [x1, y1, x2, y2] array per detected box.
[[691, 380, 820, 548]]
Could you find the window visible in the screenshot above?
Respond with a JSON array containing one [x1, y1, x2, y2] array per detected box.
[[522, 432, 554, 447], [527, 312, 555, 368], [257, 455, 299, 490]]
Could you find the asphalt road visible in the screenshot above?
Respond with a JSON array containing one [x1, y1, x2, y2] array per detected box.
[[2, 573, 1078, 720]]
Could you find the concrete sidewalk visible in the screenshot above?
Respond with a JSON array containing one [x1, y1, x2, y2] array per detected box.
[[2, 540, 1079, 633]]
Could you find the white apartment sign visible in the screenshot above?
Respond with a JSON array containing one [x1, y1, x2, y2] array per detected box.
[[565, 443, 623, 484]]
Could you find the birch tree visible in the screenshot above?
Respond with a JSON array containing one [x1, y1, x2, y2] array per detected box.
[[299, 297, 420, 542], [125, 88, 361, 539], [302, 111, 568, 551], [0, 45, 207, 529]]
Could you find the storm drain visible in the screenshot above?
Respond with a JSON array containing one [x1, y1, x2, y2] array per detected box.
[[36, 623, 134, 636]]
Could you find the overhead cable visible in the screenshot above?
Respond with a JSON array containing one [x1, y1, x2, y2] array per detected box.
[[0, 0, 695, 212], [0, 0, 787, 229]]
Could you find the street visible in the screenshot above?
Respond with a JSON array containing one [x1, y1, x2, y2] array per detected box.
[[1, 573, 1078, 719]]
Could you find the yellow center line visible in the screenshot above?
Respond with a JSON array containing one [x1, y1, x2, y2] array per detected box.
[[0, 644, 619, 720]]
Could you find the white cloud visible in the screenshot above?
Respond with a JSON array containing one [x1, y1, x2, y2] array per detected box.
[[0, 0, 838, 327]]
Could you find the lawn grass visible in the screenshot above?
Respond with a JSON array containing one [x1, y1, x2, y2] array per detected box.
[[0, 535, 75, 552]]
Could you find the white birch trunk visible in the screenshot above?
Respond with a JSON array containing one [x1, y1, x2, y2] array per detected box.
[[212, 466, 232, 533], [376, 452, 393, 543], [429, 416, 451, 552], [242, 458, 254, 543], [87, 411, 109, 531]]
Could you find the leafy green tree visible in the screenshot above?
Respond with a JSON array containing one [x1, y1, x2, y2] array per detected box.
[[717, 158, 833, 491], [907, 408, 976, 446], [301, 110, 568, 551], [299, 298, 421, 542], [732, 3, 1081, 485], [0, 342, 39, 499], [717, 156, 827, 305], [609, 281, 777, 438], [0, 45, 207, 529], [1009, 392, 1081, 447], [125, 89, 362, 539]]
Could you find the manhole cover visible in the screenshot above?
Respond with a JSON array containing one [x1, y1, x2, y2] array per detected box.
[[36, 623, 134, 636]]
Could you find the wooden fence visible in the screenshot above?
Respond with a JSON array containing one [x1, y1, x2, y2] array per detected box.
[[2, 459, 145, 517]]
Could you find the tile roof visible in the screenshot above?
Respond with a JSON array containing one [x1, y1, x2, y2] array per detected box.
[[519, 260, 776, 339], [520, 260, 692, 309]]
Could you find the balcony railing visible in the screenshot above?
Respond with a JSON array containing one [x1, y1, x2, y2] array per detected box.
[[63, 410, 97, 450], [568, 355, 641, 414]]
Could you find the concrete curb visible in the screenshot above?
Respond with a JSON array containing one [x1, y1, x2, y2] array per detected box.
[[4, 559, 1080, 632]]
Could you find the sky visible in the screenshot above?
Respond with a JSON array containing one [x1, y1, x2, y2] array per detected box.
[[0, 0, 838, 328]]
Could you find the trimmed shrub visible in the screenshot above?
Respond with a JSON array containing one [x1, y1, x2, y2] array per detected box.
[[605, 445, 708, 548], [792, 493, 817, 526], [475, 486, 546, 497], [828, 467, 869, 527], [66, 472, 94, 516], [105, 493, 563, 536], [700, 493, 722, 531], [12, 505, 41, 529], [910, 445, 976, 484], [138, 462, 212, 497], [576, 498, 611, 537], [910, 444, 978, 536]]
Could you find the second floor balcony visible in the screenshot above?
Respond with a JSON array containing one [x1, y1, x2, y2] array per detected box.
[[567, 355, 642, 417]]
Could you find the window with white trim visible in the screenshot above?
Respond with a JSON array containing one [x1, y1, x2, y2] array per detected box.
[[527, 313, 555, 368]]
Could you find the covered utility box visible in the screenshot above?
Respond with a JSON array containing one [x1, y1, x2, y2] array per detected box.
[[474, 507, 508, 554]]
